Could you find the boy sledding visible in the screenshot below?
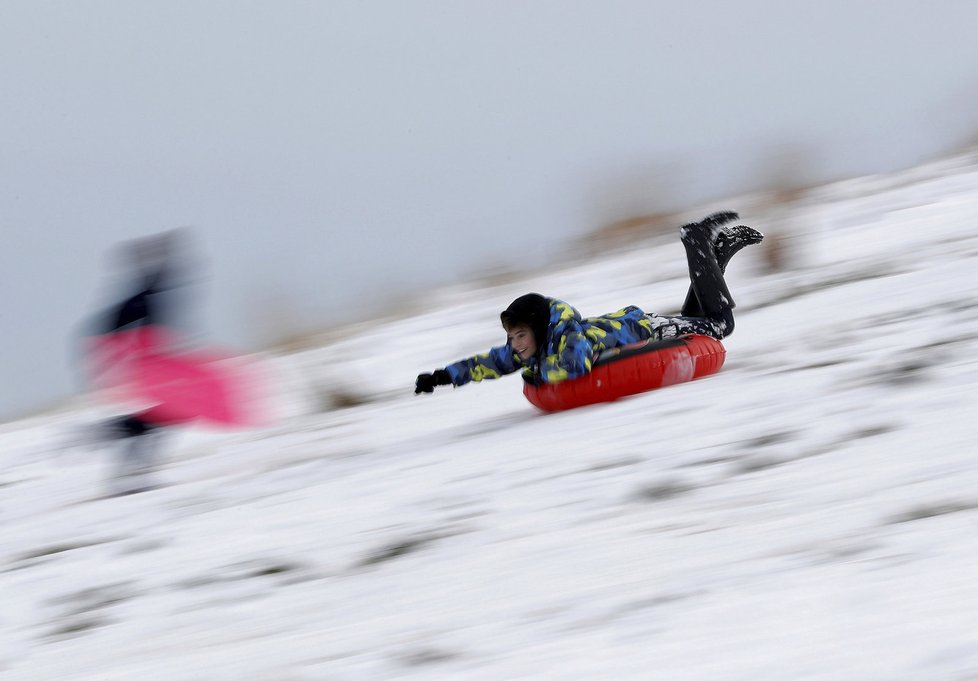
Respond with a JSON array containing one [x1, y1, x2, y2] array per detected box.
[[415, 211, 762, 395]]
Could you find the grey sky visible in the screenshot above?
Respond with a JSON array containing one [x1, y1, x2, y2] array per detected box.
[[3, 2, 978, 419]]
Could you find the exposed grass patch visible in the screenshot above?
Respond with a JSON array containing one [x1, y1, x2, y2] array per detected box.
[[118, 538, 170, 555], [850, 424, 897, 440], [12, 538, 118, 565], [177, 559, 312, 589], [876, 359, 934, 386], [887, 501, 978, 524], [315, 385, 374, 412], [356, 534, 443, 568], [919, 333, 978, 350], [741, 431, 797, 449], [634, 480, 693, 502], [795, 359, 850, 371], [251, 562, 298, 577], [329, 388, 373, 409], [679, 455, 738, 468], [946, 298, 978, 313], [398, 648, 460, 667], [583, 457, 643, 473], [735, 456, 788, 474], [43, 583, 135, 641], [19, 543, 95, 561], [46, 617, 111, 640], [49, 582, 136, 617], [619, 591, 702, 612]]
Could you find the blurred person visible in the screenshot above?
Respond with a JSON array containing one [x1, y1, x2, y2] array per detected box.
[[415, 211, 762, 394], [81, 229, 264, 494], [80, 229, 197, 493]]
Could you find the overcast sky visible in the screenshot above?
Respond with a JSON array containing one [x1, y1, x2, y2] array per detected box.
[[3, 1, 978, 419]]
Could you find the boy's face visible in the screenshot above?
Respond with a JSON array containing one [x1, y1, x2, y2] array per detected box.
[[507, 324, 538, 360]]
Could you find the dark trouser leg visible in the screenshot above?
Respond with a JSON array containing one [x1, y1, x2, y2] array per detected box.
[[680, 223, 734, 314], [681, 225, 763, 317], [682, 233, 733, 316], [672, 222, 736, 338]]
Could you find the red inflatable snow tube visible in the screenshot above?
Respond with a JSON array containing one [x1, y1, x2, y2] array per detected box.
[[523, 334, 726, 413]]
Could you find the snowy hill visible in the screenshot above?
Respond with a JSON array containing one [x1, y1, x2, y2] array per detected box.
[[3, 153, 978, 680]]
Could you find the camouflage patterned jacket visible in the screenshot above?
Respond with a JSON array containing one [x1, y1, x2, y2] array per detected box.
[[444, 298, 659, 386]]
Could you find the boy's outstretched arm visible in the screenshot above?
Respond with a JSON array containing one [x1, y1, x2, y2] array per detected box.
[[415, 344, 523, 394]]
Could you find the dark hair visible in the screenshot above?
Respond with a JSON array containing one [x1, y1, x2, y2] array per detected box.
[[500, 293, 550, 349]]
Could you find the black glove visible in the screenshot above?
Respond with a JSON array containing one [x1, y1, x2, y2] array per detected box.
[[415, 369, 452, 394]]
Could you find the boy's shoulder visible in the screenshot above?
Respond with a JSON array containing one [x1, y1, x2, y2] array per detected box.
[[549, 298, 582, 324]]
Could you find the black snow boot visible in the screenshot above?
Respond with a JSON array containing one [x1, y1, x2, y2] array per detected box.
[[695, 210, 740, 235], [681, 223, 763, 318], [714, 225, 764, 272]]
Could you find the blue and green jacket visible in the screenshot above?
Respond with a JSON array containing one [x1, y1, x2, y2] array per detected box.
[[444, 298, 660, 386]]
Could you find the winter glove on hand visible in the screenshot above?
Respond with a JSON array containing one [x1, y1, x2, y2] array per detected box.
[[415, 369, 452, 394]]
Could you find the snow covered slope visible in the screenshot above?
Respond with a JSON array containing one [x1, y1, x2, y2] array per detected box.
[[3, 152, 978, 680]]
